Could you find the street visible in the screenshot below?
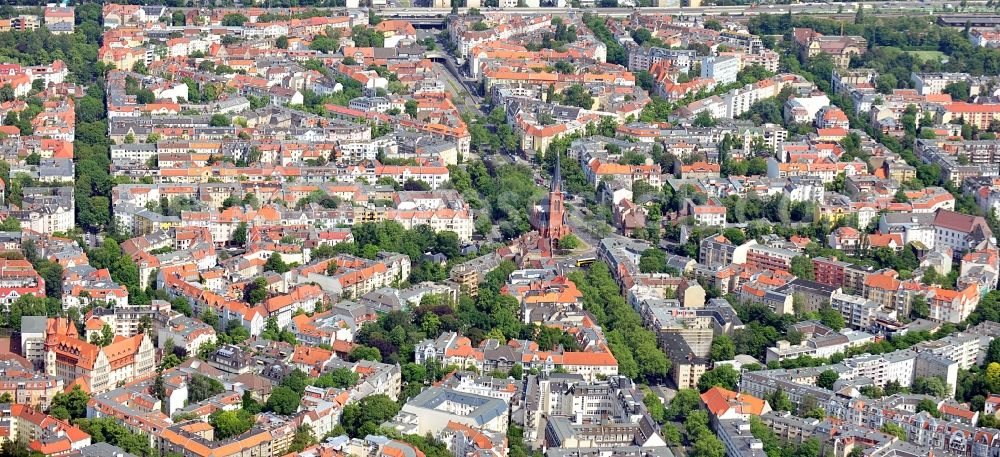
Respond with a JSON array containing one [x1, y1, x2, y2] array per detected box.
[[373, 0, 988, 18]]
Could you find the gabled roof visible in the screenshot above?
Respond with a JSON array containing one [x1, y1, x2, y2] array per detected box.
[[700, 386, 768, 417]]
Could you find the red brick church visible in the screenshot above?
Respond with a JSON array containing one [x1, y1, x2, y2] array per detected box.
[[530, 154, 571, 249]]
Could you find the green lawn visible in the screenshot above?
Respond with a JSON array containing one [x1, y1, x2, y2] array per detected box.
[[905, 50, 947, 62]]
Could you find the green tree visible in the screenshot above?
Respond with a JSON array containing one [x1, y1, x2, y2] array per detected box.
[[817, 369, 839, 389], [661, 423, 681, 444], [222, 13, 248, 26], [260, 316, 296, 344], [340, 394, 401, 437], [638, 248, 667, 273], [241, 389, 261, 414], [916, 398, 941, 417], [264, 253, 290, 273], [171, 297, 193, 317], [987, 338, 1000, 365], [910, 295, 930, 319], [287, 425, 317, 453], [768, 387, 794, 412], [245, 277, 268, 304], [693, 111, 717, 127], [0, 217, 19, 231], [265, 386, 301, 415], [697, 365, 740, 392], [349, 345, 382, 362], [405, 99, 418, 118], [803, 407, 826, 419], [209, 409, 254, 440], [881, 422, 907, 440], [710, 335, 736, 361], [789, 256, 815, 280], [561, 84, 593, 109], [666, 388, 701, 420], [487, 106, 506, 125], [281, 370, 309, 396], [315, 368, 361, 388], [690, 434, 726, 457], [189, 374, 224, 403], [685, 410, 710, 438], [944, 81, 970, 102], [50, 385, 89, 420], [509, 363, 524, 380], [232, 222, 248, 245], [200, 308, 219, 329], [819, 306, 846, 331], [75, 418, 152, 456], [209, 114, 231, 127], [558, 233, 581, 250], [99, 324, 114, 346], [987, 362, 1000, 393], [912, 376, 948, 398], [643, 390, 667, 423], [35, 260, 63, 298], [310, 35, 340, 52]]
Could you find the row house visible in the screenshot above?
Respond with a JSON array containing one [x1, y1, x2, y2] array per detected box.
[[1, 404, 91, 455], [415, 332, 618, 382], [0, 358, 63, 409], [62, 266, 130, 310]]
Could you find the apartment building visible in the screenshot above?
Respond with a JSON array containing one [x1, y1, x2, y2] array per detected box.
[[936, 102, 1000, 130], [414, 332, 618, 381], [11, 187, 74, 235], [0, 357, 63, 409], [159, 422, 275, 457], [627, 46, 697, 73], [927, 283, 980, 324], [932, 209, 994, 256], [0, 259, 45, 311], [701, 56, 740, 85], [830, 292, 884, 330], [744, 244, 796, 273], [159, 315, 218, 355], [911, 72, 980, 96], [0, 404, 91, 454], [389, 386, 509, 436], [812, 257, 849, 288]]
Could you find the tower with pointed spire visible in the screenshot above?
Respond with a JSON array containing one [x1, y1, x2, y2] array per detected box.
[[530, 154, 571, 246]]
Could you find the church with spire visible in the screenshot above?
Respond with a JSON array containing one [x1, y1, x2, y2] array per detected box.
[[530, 154, 572, 249]]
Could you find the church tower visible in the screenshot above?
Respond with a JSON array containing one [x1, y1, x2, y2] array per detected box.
[[531, 154, 571, 244], [530, 154, 573, 252], [546, 154, 568, 239]]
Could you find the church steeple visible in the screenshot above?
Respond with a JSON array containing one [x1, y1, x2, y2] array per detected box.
[[551, 152, 561, 193], [531, 152, 572, 251]]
